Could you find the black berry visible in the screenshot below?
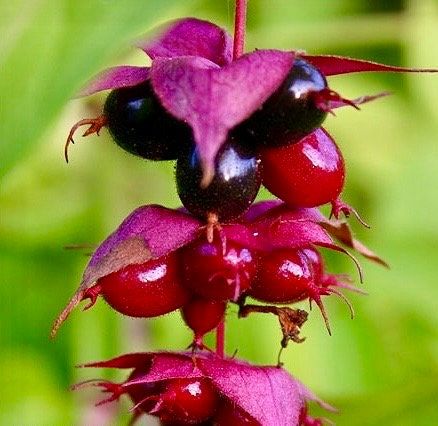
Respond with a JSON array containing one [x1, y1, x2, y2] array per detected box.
[[104, 81, 192, 160], [175, 137, 261, 222], [237, 58, 328, 146]]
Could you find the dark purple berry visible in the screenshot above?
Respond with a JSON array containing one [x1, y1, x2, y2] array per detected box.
[[104, 81, 192, 160], [237, 58, 328, 146], [175, 137, 261, 222]]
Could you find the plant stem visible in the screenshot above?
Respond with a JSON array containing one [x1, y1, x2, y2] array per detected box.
[[215, 318, 225, 357], [233, 0, 248, 59]]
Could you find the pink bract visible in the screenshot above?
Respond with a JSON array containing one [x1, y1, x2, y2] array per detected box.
[[75, 17, 436, 182], [77, 351, 334, 425], [51, 201, 385, 337]]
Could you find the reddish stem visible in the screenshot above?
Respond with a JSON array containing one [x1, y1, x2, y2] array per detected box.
[[215, 318, 225, 358], [233, 0, 247, 59]]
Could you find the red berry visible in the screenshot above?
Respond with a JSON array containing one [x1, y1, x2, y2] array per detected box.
[[181, 298, 227, 346], [181, 236, 258, 302], [212, 399, 259, 425], [155, 378, 218, 424], [249, 248, 333, 333], [84, 253, 189, 318], [261, 128, 345, 208], [300, 246, 324, 280], [250, 249, 313, 304]]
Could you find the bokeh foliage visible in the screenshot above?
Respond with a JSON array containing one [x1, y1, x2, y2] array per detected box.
[[0, 0, 437, 424]]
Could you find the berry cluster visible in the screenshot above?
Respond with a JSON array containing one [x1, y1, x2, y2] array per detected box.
[[55, 14, 436, 426], [75, 351, 328, 425], [66, 57, 353, 223]]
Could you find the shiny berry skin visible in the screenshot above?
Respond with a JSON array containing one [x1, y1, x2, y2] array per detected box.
[[181, 236, 258, 302], [104, 81, 192, 160], [175, 137, 261, 222], [181, 298, 227, 342], [249, 249, 313, 304], [261, 128, 345, 208], [156, 378, 218, 424], [85, 253, 189, 318], [237, 58, 328, 146], [212, 400, 259, 425], [300, 246, 324, 280]]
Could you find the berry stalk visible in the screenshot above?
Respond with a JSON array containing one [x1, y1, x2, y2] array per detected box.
[[215, 318, 225, 358], [233, 0, 248, 59]]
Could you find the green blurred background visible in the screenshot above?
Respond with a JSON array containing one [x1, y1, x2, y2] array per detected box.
[[1, 0, 437, 424]]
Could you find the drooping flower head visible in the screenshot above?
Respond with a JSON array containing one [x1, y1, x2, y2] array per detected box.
[[67, 17, 436, 186], [75, 351, 335, 425]]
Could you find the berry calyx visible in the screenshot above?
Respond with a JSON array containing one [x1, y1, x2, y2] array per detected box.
[[181, 298, 227, 348], [237, 58, 328, 146], [261, 128, 345, 208], [104, 81, 192, 160], [181, 235, 258, 302], [83, 253, 189, 318], [175, 137, 261, 222], [153, 378, 218, 424]]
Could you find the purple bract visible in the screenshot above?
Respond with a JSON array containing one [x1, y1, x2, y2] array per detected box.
[[74, 351, 335, 425], [75, 17, 436, 184], [51, 200, 385, 336]]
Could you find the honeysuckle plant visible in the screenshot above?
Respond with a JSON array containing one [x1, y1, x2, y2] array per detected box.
[[53, 1, 437, 424]]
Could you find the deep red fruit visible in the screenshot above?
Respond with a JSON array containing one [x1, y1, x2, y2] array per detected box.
[[250, 249, 313, 304], [155, 378, 218, 424], [212, 399, 259, 425], [261, 128, 345, 208], [181, 236, 258, 302], [249, 248, 333, 333], [181, 298, 227, 346], [84, 253, 189, 318], [300, 246, 324, 280]]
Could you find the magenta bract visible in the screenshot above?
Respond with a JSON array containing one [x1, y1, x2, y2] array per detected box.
[[75, 17, 436, 182], [76, 351, 334, 425], [52, 201, 385, 336]]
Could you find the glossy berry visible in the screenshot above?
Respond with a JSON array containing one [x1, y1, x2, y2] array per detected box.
[[181, 298, 227, 344], [300, 246, 324, 280], [261, 128, 345, 208], [155, 378, 218, 424], [175, 137, 261, 222], [104, 81, 192, 160], [84, 253, 189, 318], [181, 236, 258, 302], [237, 58, 327, 146], [250, 248, 340, 333], [250, 249, 313, 304], [212, 399, 259, 425]]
